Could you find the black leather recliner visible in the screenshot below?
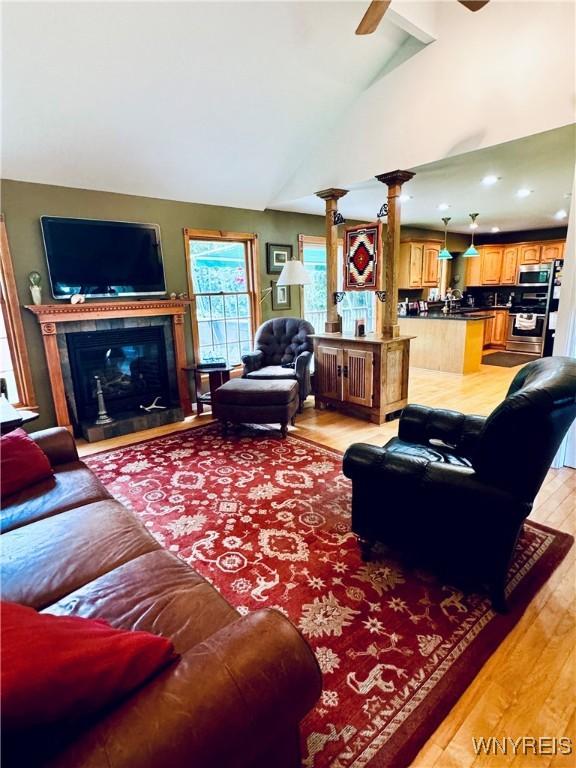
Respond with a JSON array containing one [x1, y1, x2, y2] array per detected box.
[[342, 357, 576, 610], [242, 317, 315, 411]]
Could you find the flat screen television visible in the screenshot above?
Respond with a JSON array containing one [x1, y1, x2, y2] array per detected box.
[[40, 216, 167, 299]]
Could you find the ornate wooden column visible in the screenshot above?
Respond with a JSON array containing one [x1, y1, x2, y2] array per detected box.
[[316, 188, 348, 333], [40, 321, 71, 430], [375, 170, 415, 338]]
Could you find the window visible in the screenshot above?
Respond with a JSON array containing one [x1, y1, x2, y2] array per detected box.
[[299, 235, 375, 334], [0, 303, 18, 401], [0, 216, 36, 407], [184, 229, 261, 366]]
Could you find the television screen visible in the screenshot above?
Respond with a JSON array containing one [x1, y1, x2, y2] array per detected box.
[[40, 216, 167, 299]]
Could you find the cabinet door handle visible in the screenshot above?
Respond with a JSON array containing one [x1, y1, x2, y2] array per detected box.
[[343, 365, 348, 378], [337, 365, 342, 377]]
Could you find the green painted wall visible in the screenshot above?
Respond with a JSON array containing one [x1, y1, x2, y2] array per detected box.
[[1, 179, 451, 430], [0, 179, 330, 429]]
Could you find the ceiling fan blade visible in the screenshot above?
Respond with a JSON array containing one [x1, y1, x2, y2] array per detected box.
[[356, 0, 392, 35], [458, 0, 490, 10]]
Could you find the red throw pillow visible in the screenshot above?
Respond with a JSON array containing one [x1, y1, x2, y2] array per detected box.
[[1, 601, 178, 730], [1, 428, 54, 499]]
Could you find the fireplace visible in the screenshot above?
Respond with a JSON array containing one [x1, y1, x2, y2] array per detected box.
[[26, 300, 192, 440], [66, 326, 177, 422]]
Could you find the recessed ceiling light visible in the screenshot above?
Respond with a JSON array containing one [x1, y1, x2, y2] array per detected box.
[[554, 209, 568, 220], [516, 188, 533, 198], [470, 221, 479, 230], [482, 175, 500, 186], [399, 194, 413, 203], [491, 227, 501, 233], [437, 203, 450, 211]]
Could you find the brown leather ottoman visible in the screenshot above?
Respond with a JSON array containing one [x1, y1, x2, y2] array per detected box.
[[212, 379, 299, 438]]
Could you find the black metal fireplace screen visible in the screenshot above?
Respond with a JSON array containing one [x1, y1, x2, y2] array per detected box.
[[66, 326, 174, 422]]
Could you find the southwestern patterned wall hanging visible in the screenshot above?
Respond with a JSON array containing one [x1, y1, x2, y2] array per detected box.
[[344, 222, 382, 291]]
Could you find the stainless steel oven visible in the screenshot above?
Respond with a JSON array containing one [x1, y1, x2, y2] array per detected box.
[[517, 263, 552, 287], [506, 313, 546, 354]]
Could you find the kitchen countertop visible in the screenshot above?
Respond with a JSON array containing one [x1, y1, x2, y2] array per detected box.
[[399, 311, 495, 322]]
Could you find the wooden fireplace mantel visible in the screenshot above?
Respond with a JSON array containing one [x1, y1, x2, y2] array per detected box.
[[26, 301, 192, 430], [25, 299, 191, 323]]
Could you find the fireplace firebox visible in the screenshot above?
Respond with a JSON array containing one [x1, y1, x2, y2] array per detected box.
[[66, 326, 176, 422]]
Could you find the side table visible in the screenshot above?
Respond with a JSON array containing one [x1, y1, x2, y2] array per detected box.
[[0, 396, 40, 435], [183, 366, 234, 415]]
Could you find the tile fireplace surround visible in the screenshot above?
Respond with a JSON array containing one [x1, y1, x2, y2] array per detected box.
[[26, 301, 192, 435]]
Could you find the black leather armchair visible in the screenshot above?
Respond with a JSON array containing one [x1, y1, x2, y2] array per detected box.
[[343, 357, 576, 610], [242, 318, 315, 411]]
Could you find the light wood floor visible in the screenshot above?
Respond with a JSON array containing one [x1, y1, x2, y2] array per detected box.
[[78, 363, 576, 767]]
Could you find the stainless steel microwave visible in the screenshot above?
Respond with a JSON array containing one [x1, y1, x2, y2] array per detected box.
[[517, 263, 552, 287]]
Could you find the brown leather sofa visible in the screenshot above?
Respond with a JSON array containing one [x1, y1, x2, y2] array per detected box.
[[1, 428, 322, 768]]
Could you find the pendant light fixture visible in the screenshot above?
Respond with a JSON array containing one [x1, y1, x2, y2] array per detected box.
[[438, 217, 453, 260], [463, 213, 480, 257]]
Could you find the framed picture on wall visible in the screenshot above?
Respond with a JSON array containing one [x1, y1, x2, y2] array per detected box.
[[271, 281, 291, 311], [266, 243, 292, 274]]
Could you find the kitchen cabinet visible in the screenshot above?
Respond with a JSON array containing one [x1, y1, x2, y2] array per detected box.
[[399, 241, 441, 290], [519, 244, 541, 265], [483, 315, 494, 346], [312, 334, 411, 424], [422, 244, 440, 287], [541, 241, 564, 262], [399, 243, 422, 289], [465, 252, 482, 287], [483, 310, 508, 348], [500, 247, 519, 284], [492, 310, 508, 347], [409, 244, 424, 288], [464, 239, 565, 288], [480, 247, 504, 285]]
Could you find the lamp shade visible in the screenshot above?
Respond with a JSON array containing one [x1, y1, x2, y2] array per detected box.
[[276, 259, 312, 286], [438, 248, 453, 260], [462, 245, 479, 258]]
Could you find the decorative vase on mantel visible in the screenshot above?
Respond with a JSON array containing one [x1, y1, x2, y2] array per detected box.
[[28, 271, 42, 306]]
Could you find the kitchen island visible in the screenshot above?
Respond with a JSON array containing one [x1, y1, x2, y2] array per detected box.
[[398, 312, 494, 374]]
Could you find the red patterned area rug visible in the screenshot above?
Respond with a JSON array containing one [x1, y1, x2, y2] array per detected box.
[[85, 425, 573, 768]]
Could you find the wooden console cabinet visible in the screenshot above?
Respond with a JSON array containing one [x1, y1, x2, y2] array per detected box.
[[311, 333, 412, 424]]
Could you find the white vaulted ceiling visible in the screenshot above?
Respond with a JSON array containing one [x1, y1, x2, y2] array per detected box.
[[277, 125, 576, 233], [1, 1, 422, 209], [2, 1, 575, 229]]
